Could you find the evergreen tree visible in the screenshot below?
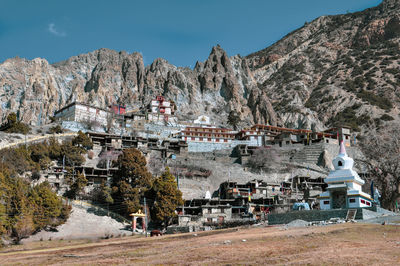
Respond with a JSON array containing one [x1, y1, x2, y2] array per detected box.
[[93, 181, 114, 205], [72, 131, 93, 150], [112, 181, 141, 215], [3, 113, 30, 134], [7, 113, 17, 125], [227, 111, 241, 130], [61, 141, 85, 166], [9, 178, 35, 243], [0, 172, 10, 235], [114, 148, 154, 188], [66, 171, 88, 199], [29, 182, 63, 229], [0, 149, 71, 242], [111, 148, 155, 217], [149, 167, 183, 227]]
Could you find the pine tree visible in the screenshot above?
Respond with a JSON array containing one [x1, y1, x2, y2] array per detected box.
[[29, 182, 63, 229], [0, 172, 10, 235], [72, 131, 93, 150], [66, 171, 88, 199], [227, 111, 241, 130], [112, 181, 141, 215], [112, 148, 155, 217], [114, 148, 154, 188], [93, 181, 114, 205], [149, 167, 183, 227]]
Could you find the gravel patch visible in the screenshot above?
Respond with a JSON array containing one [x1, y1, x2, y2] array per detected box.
[[23, 206, 131, 243], [286, 219, 309, 228]]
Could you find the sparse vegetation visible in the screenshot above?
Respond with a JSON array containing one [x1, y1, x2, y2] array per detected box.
[[0, 170, 70, 243], [148, 167, 183, 227], [328, 107, 372, 131], [1, 113, 31, 134], [48, 125, 63, 134]]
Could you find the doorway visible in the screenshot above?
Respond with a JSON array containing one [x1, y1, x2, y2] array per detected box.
[[332, 191, 347, 209]]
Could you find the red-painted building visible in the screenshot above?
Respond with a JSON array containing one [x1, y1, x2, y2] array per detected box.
[[110, 104, 126, 115], [181, 126, 236, 143]]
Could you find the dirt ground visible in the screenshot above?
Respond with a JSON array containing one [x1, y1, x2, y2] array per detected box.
[[1, 223, 400, 265]]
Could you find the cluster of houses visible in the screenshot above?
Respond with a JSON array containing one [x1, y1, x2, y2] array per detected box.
[[49, 96, 378, 228], [54, 96, 353, 151]]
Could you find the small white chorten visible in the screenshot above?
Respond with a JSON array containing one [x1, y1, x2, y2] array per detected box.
[[319, 141, 372, 210]]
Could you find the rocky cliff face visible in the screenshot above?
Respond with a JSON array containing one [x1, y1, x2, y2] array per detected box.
[[1, 0, 399, 132]]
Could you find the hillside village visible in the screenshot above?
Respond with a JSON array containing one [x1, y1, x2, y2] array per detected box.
[[1, 93, 379, 235], [2, 3, 400, 264]]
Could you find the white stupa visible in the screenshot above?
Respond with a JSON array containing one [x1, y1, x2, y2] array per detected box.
[[319, 141, 372, 210]]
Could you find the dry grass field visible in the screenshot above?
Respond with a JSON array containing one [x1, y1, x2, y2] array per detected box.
[[1, 223, 400, 265]]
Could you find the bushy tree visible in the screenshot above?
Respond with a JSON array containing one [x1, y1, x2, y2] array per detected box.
[[92, 181, 114, 205], [29, 143, 51, 170], [65, 171, 88, 199], [114, 148, 154, 189], [7, 113, 17, 125], [0, 146, 35, 175], [112, 181, 141, 215], [0, 172, 10, 235], [0, 147, 71, 243], [227, 111, 241, 130], [29, 182, 64, 229], [48, 125, 63, 134], [148, 167, 183, 227], [360, 125, 400, 210], [111, 148, 155, 217], [72, 131, 93, 150], [61, 141, 85, 167], [3, 113, 31, 134], [247, 147, 281, 171], [48, 137, 62, 160]]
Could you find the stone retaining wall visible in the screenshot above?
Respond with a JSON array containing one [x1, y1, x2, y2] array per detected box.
[[268, 207, 377, 225]]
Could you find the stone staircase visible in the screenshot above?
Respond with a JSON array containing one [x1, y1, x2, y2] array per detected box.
[[291, 144, 324, 165]]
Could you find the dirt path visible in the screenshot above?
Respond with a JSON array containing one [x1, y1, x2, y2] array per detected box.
[[2, 223, 400, 265]]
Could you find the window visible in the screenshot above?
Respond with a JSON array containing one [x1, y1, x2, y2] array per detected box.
[[208, 138, 211, 142], [349, 198, 356, 203], [366, 201, 371, 206], [323, 200, 330, 205], [361, 199, 366, 204], [338, 161, 343, 167], [220, 208, 225, 213], [200, 137, 203, 141], [224, 139, 228, 143], [191, 137, 195, 141]]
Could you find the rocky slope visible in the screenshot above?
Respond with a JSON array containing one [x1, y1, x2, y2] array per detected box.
[[1, 0, 400, 132]]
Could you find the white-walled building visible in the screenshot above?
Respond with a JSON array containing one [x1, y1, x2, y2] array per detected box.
[[319, 141, 372, 210], [193, 115, 211, 126], [54, 102, 109, 125], [147, 96, 176, 123]]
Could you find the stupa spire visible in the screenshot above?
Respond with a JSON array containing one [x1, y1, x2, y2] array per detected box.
[[339, 140, 347, 155]]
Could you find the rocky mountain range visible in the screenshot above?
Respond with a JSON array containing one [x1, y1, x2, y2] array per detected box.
[[1, 0, 400, 132]]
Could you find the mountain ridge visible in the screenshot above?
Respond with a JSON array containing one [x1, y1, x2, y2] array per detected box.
[[1, 0, 399, 132]]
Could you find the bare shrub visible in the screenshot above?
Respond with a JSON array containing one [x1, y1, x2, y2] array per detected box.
[[88, 151, 94, 160], [247, 147, 281, 171], [359, 125, 400, 210]]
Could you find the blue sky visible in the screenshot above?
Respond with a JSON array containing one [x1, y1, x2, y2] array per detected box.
[[0, 0, 382, 67]]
